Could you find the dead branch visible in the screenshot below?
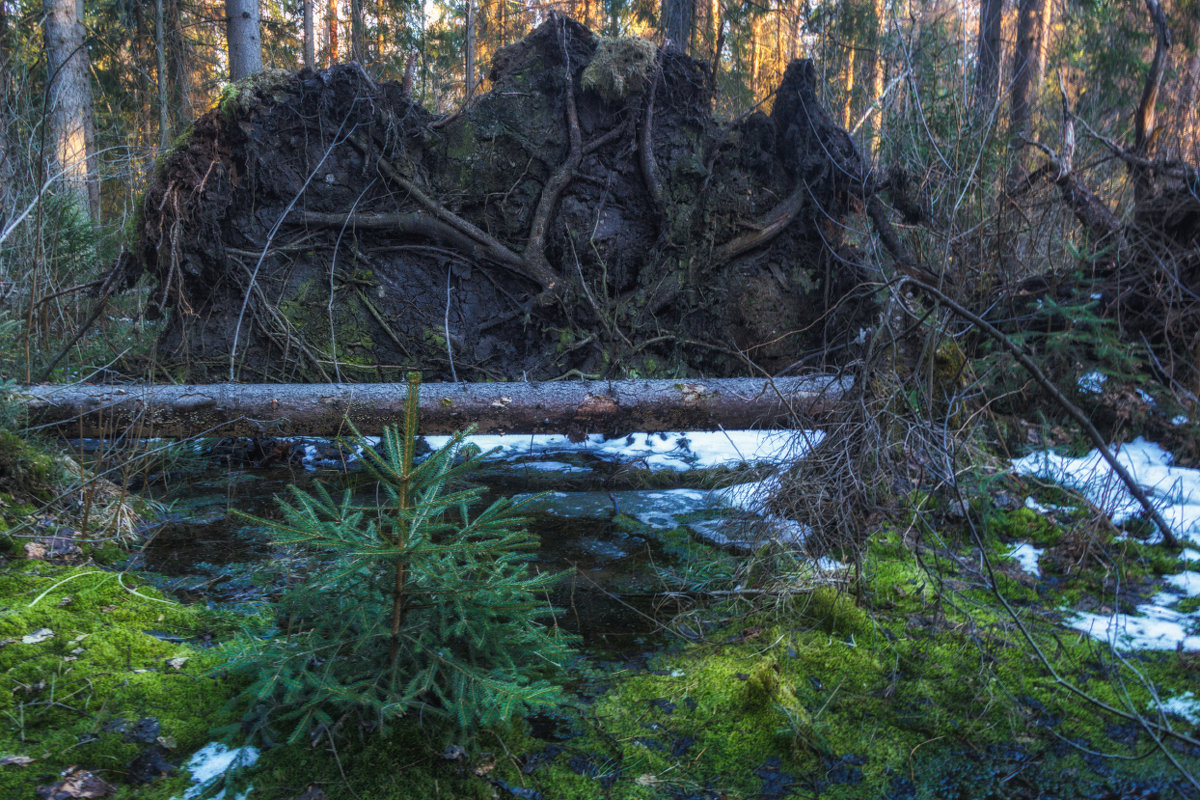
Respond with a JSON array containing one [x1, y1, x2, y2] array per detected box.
[[715, 182, 807, 261], [896, 276, 1181, 549]]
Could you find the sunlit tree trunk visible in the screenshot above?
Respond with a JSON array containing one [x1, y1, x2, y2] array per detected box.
[[226, 0, 262, 81], [866, 0, 886, 152], [304, 0, 315, 68], [842, 44, 857, 129], [974, 0, 1002, 112], [375, 0, 385, 61], [328, 0, 339, 64], [43, 0, 98, 219], [465, 0, 476, 97]]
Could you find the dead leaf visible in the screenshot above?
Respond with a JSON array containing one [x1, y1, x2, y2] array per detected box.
[[36, 767, 116, 799], [471, 755, 495, 777], [23, 542, 47, 560], [0, 754, 34, 766], [165, 656, 188, 671], [22, 628, 54, 645]]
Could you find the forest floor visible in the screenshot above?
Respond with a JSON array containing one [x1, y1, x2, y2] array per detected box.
[[2, 371, 1199, 800]]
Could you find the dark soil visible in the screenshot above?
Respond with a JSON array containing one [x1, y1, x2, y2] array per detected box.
[[115, 16, 877, 383]]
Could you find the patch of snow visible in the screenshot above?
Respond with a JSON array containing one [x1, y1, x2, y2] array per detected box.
[[1012, 437, 1200, 545], [1136, 388, 1156, 406], [1024, 496, 1073, 515], [510, 460, 593, 474], [1165, 571, 1200, 597], [180, 742, 259, 800], [1077, 371, 1107, 394], [1173, 415, 1190, 426], [1007, 542, 1044, 577], [1158, 691, 1200, 725], [1090, 292, 1103, 300], [1016, 438, 1200, 650], [423, 430, 821, 472], [1068, 603, 1200, 651]]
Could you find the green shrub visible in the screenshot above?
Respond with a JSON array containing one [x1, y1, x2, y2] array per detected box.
[[219, 374, 573, 748]]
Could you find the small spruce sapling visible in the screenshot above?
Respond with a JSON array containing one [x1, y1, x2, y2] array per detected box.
[[219, 373, 573, 747]]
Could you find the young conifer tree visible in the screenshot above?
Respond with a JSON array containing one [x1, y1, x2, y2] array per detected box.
[[221, 373, 573, 746]]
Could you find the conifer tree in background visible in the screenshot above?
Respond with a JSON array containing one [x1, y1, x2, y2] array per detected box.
[[220, 373, 573, 746]]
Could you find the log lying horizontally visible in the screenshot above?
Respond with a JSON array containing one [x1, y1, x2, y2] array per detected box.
[[20, 376, 851, 438]]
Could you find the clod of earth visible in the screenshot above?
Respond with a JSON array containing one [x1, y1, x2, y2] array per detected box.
[[110, 16, 877, 383]]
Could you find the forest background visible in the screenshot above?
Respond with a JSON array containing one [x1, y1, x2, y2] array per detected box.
[[2, 0, 1198, 370]]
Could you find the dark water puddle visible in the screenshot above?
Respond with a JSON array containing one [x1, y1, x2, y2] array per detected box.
[[125, 460, 714, 663]]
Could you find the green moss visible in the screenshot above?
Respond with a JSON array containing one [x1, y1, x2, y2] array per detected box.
[[987, 506, 1063, 547], [217, 69, 294, 122], [0, 562, 236, 798], [581, 37, 657, 104]]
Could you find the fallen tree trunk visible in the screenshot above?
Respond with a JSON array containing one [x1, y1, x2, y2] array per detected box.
[[20, 376, 851, 438]]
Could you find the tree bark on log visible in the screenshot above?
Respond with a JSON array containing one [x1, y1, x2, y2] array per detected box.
[[21, 376, 851, 439]]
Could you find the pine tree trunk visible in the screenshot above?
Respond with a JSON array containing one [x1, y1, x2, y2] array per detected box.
[[155, 0, 170, 151], [328, 0, 339, 64], [226, 0, 262, 81], [0, 0, 13, 213], [42, 0, 98, 219], [303, 0, 315, 69], [973, 0, 1003, 112], [350, 0, 366, 63], [663, 0, 693, 54], [166, 0, 193, 129], [22, 376, 852, 438], [465, 0, 475, 97], [1008, 0, 1047, 181]]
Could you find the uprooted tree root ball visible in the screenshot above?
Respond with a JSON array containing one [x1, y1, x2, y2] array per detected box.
[[111, 16, 879, 383]]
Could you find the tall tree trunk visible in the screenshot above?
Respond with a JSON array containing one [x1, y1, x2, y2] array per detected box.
[[375, 0, 385, 61], [866, 0, 886, 153], [842, 45, 857, 129], [350, 0, 366, 62], [1008, 0, 1047, 183], [0, 0, 14, 213], [303, 0, 315, 68], [465, 0, 475, 97], [973, 0, 1003, 112], [155, 0, 170, 151], [43, 0, 98, 219], [663, 0, 693, 54], [166, 0, 193, 129], [1133, 0, 1172, 200], [226, 0, 262, 81], [328, 0, 339, 64]]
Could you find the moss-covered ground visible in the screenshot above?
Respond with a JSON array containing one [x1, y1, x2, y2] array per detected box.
[[1, 419, 1197, 799]]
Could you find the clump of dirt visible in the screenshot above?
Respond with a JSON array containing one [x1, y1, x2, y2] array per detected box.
[[114, 16, 879, 382]]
